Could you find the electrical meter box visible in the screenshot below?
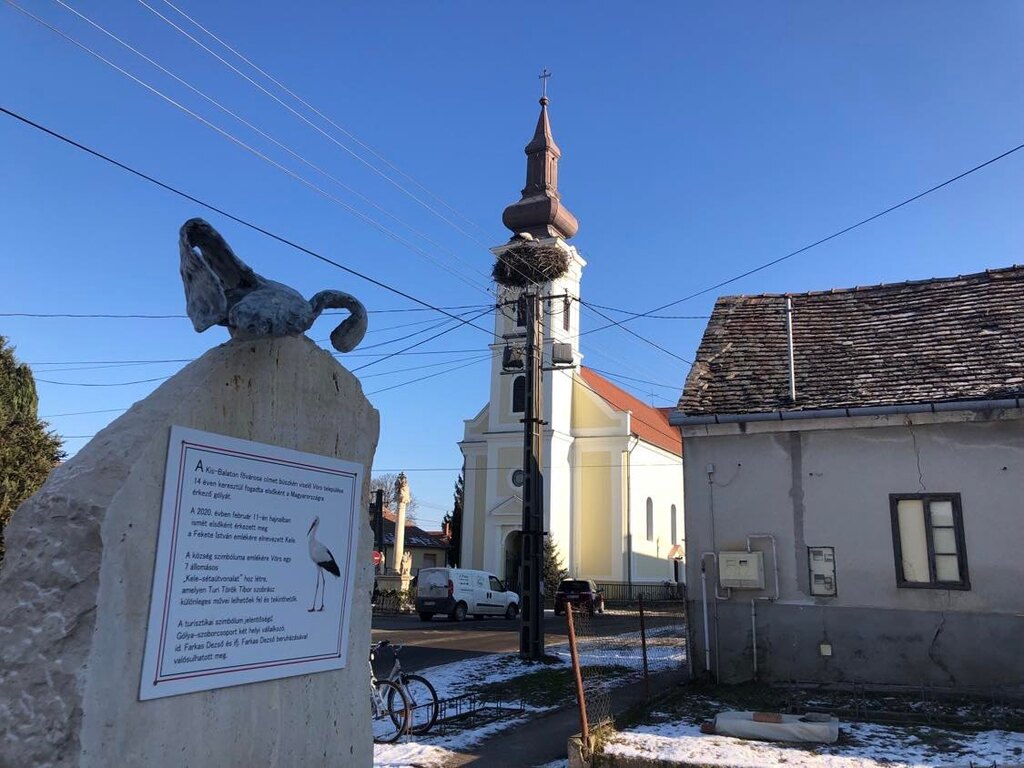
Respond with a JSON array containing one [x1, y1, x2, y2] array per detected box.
[[808, 546, 837, 596], [718, 551, 765, 589]]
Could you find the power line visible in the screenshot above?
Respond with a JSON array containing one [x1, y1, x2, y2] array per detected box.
[[2, 305, 489, 320], [585, 366, 680, 391], [155, 0, 490, 240], [45, 0, 496, 296], [7, 0, 495, 297], [579, 298, 692, 365], [366, 355, 489, 396], [583, 302, 710, 320], [137, 0, 493, 252], [583, 139, 1024, 336], [0, 105, 498, 343], [36, 375, 171, 387]]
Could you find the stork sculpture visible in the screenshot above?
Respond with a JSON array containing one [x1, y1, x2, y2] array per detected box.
[[179, 218, 367, 352], [306, 516, 340, 612]]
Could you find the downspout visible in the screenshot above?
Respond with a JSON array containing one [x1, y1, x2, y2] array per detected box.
[[746, 534, 779, 682], [625, 433, 640, 598]]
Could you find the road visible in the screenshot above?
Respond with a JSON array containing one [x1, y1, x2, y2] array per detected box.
[[370, 610, 642, 674]]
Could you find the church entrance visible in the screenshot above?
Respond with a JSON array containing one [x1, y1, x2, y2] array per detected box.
[[503, 531, 522, 595]]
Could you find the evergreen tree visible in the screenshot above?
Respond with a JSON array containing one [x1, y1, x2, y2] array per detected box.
[[542, 536, 569, 595], [0, 336, 64, 563], [442, 470, 463, 567]]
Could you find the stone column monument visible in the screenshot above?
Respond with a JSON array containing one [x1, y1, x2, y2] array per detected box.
[[392, 472, 410, 576], [0, 221, 377, 767]]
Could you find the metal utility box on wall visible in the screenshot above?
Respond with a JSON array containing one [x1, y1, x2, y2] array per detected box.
[[719, 551, 765, 589], [808, 546, 837, 596]]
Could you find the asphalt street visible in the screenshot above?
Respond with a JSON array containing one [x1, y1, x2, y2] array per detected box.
[[370, 609, 640, 674]]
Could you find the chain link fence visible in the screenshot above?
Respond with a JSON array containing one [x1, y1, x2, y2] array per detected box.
[[564, 594, 688, 734]]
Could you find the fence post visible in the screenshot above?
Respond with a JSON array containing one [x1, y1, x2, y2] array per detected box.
[[566, 603, 591, 758], [639, 594, 650, 698]]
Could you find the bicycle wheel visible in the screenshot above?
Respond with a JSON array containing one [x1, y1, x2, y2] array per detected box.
[[372, 679, 409, 744], [392, 674, 439, 734]]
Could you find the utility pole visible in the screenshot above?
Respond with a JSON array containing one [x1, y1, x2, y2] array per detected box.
[[519, 290, 545, 660]]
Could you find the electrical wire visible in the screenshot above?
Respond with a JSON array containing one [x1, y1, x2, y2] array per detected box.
[[6, 0, 495, 297], [45, 0, 496, 296], [137, 0, 493, 252], [0, 105, 498, 343], [581, 140, 1024, 336], [155, 0, 489, 240], [1, 305, 489, 320]]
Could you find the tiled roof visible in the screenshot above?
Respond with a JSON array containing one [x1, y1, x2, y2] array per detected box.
[[381, 510, 448, 548], [579, 367, 683, 455], [679, 266, 1024, 415]]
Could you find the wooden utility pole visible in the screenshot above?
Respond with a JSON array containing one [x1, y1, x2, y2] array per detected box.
[[519, 290, 545, 660]]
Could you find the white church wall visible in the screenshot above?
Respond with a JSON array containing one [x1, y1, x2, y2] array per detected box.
[[627, 441, 685, 583]]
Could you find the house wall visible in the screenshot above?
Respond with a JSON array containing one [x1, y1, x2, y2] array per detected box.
[[682, 409, 1024, 691]]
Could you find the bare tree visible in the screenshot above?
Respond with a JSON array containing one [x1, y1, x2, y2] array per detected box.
[[370, 473, 418, 522]]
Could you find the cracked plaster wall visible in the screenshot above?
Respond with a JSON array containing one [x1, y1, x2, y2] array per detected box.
[[683, 412, 1024, 690]]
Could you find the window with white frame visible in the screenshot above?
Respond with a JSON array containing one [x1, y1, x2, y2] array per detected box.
[[889, 493, 969, 589], [646, 498, 654, 542]]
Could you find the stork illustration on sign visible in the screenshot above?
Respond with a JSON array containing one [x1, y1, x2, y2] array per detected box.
[[306, 516, 340, 612]]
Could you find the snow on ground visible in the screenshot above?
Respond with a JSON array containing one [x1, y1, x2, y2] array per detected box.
[[373, 652, 570, 767], [605, 717, 1024, 767]]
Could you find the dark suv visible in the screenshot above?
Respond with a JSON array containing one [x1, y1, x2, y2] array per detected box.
[[553, 579, 604, 616]]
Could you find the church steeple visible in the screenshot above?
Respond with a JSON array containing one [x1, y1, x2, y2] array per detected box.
[[502, 95, 579, 240]]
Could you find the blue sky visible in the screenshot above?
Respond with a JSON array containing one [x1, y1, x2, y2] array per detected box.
[[3, 2, 1024, 529]]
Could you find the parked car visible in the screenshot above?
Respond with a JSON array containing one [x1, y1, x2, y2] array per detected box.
[[553, 578, 604, 616], [415, 567, 519, 622]]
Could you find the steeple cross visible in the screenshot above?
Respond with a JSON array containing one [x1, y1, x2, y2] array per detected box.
[[538, 68, 551, 99]]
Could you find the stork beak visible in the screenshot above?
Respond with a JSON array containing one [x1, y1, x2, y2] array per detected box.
[[308, 519, 316, 535]]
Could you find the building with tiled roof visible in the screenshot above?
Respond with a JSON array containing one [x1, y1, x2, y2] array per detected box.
[[671, 266, 1024, 693], [458, 98, 684, 591], [377, 509, 449, 575]]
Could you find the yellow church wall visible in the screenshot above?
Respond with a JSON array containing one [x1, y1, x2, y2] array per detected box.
[[470, 455, 487, 570], [571, 378, 620, 430], [578, 450, 613, 577], [465, 404, 488, 438], [496, 446, 521, 498]]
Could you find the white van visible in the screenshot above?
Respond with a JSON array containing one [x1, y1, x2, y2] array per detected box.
[[415, 568, 519, 622]]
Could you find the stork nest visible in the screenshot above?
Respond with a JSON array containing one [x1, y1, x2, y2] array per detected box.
[[492, 243, 569, 287]]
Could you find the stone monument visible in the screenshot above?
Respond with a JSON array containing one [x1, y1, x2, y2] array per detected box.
[[0, 221, 377, 767]]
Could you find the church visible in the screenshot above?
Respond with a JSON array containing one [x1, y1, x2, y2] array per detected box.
[[458, 94, 684, 590]]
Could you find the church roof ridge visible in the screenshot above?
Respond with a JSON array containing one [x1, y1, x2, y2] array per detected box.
[[579, 366, 683, 456]]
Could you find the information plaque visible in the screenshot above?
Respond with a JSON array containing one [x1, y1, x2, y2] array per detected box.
[[140, 426, 362, 700]]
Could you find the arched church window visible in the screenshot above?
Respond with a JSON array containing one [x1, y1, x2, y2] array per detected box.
[[512, 376, 525, 413], [671, 504, 678, 543], [516, 294, 527, 327], [646, 498, 654, 542]]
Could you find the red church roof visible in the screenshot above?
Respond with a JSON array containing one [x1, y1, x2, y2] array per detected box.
[[579, 367, 683, 456]]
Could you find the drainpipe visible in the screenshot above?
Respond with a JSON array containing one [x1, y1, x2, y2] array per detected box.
[[625, 434, 639, 598], [700, 560, 711, 674], [746, 534, 779, 682]]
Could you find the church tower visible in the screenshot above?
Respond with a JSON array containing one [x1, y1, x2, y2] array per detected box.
[[458, 92, 684, 591], [461, 93, 586, 580]]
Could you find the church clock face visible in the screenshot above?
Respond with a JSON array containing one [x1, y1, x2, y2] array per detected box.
[[511, 469, 525, 488]]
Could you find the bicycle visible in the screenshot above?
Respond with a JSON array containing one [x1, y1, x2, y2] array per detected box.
[[372, 639, 440, 735], [369, 642, 410, 743]]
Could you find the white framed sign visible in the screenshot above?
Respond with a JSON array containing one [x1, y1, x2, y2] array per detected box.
[[140, 426, 362, 700]]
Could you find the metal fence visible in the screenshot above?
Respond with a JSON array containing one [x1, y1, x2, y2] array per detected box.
[[564, 595, 688, 743]]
